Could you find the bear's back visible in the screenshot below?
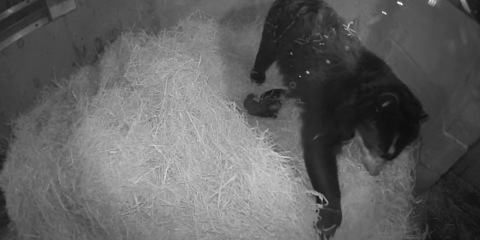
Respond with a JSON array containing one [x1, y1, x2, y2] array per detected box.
[[271, 0, 365, 101]]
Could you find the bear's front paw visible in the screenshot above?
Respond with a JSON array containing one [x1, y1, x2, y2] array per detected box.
[[250, 69, 266, 85], [316, 207, 342, 239]]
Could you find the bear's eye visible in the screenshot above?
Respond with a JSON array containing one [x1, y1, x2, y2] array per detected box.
[[378, 92, 399, 110]]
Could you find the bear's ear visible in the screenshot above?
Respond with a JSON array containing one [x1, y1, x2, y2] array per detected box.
[[378, 92, 399, 110]]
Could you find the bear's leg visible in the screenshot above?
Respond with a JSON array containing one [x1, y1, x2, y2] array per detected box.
[[301, 112, 343, 238], [250, 14, 279, 85]]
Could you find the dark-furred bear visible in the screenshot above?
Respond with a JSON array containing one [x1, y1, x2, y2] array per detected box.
[[245, 0, 429, 238]]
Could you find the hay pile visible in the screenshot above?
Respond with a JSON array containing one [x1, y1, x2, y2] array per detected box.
[[419, 172, 480, 240], [0, 12, 422, 240]]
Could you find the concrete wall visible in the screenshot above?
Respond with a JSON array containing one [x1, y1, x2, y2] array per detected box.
[[1, 0, 480, 193], [0, 0, 161, 139], [363, 0, 480, 193]]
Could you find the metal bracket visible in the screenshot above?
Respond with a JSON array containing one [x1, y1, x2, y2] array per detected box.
[[45, 0, 76, 20], [0, 0, 76, 52]]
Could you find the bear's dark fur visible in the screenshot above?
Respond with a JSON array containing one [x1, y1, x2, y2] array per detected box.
[[247, 0, 428, 238]]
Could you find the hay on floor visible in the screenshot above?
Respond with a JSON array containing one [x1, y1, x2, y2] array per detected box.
[[0, 12, 423, 240], [419, 172, 480, 240]]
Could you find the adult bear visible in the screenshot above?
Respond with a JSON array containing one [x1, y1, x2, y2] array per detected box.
[[245, 0, 429, 238]]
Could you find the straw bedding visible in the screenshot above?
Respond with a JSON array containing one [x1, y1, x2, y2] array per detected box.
[[0, 12, 423, 240]]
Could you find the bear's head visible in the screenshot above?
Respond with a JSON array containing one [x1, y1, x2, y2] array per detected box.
[[355, 91, 428, 176]]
